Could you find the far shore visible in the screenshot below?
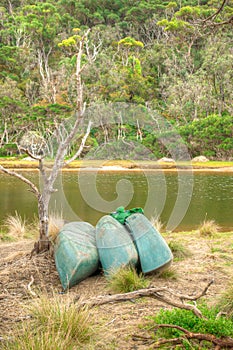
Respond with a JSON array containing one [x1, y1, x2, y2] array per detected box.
[[0, 158, 233, 172]]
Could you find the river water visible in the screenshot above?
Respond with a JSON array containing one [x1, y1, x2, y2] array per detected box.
[[0, 170, 232, 231]]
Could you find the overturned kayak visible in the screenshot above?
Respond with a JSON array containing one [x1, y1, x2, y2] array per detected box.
[[96, 215, 138, 274], [126, 213, 173, 273], [54, 222, 99, 290]]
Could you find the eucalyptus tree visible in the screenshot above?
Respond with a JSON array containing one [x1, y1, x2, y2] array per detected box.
[[156, 0, 233, 121]]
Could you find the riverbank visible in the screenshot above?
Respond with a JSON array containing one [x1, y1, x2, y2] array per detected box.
[[0, 231, 232, 349], [1, 158, 233, 172]]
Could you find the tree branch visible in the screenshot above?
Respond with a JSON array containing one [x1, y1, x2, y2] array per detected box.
[[81, 281, 213, 318], [202, 0, 228, 23], [47, 30, 91, 189], [19, 146, 49, 186], [19, 146, 43, 161], [65, 120, 92, 166], [0, 165, 40, 198], [151, 324, 233, 348], [209, 14, 233, 26]]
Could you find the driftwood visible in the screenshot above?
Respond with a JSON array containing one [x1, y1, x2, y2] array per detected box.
[[82, 280, 214, 318], [133, 324, 233, 349]]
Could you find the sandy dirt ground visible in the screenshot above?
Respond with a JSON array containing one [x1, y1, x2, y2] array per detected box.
[[0, 232, 232, 349]]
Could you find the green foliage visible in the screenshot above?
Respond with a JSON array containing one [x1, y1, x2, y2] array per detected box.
[[157, 18, 192, 31], [0, 143, 18, 156], [107, 266, 150, 293], [0, 0, 232, 160], [150, 305, 233, 339], [178, 115, 233, 159], [118, 36, 144, 48]]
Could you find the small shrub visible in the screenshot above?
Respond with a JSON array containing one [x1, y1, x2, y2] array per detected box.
[[5, 211, 26, 239], [150, 304, 233, 339], [168, 241, 191, 260], [198, 219, 219, 237], [107, 266, 150, 293], [217, 281, 233, 319], [2, 294, 95, 350]]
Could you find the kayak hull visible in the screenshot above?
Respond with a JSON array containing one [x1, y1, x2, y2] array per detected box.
[[126, 213, 173, 273], [96, 215, 138, 274], [54, 222, 99, 290]]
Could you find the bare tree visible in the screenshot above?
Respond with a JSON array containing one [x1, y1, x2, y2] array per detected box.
[[0, 29, 94, 253]]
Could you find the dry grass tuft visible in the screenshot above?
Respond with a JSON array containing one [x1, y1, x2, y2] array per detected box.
[[5, 211, 26, 239], [150, 216, 164, 232], [2, 294, 96, 350], [198, 219, 220, 237], [48, 212, 65, 242]]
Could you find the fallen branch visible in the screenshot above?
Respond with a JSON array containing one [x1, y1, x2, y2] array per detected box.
[[132, 334, 182, 347], [27, 275, 37, 297], [81, 280, 213, 318], [149, 324, 233, 349]]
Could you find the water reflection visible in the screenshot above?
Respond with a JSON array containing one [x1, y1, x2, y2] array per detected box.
[[0, 171, 232, 231]]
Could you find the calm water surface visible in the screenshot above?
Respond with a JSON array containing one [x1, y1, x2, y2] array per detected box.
[[0, 170, 232, 231]]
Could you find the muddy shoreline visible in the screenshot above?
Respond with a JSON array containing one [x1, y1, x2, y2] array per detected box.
[[1, 159, 233, 172]]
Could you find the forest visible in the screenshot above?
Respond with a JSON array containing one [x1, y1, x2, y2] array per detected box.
[[0, 0, 233, 160]]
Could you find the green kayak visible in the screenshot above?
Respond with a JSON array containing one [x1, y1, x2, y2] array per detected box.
[[54, 222, 99, 290], [126, 213, 173, 273], [96, 215, 138, 274]]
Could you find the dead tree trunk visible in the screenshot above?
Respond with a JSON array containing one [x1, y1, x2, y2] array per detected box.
[[0, 29, 94, 253]]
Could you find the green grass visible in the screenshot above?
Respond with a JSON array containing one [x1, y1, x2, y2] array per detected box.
[[0, 230, 15, 242], [216, 280, 233, 319], [168, 241, 192, 261], [155, 267, 178, 280], [2, 294, 96, 350], [106, 266, 150, 293]]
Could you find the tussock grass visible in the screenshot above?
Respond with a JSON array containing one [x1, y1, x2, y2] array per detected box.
[[48, 212, 65, 242], [168, 241, 192, 260], [2, 211, 65, 242], [2, 294, 95, 350], [198, 219, 220, 237], [107, 266, 150, 293], [150, 216, 164, 232], [217, 280, 233, 319], [5, 211, 26, 239]]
